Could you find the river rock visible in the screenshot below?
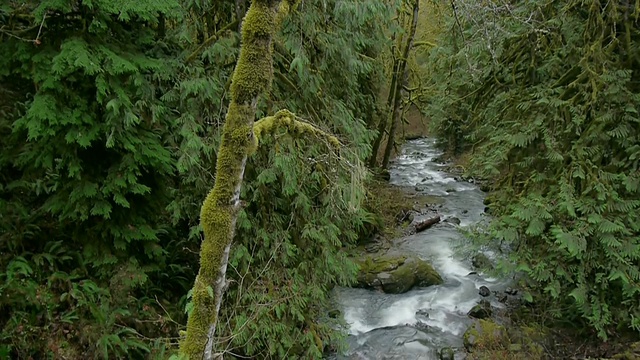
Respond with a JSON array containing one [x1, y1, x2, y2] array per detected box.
[[463, 319, 508, 352], [505, 287, 518, 295], [478, 286, 491, 297], [415, 184, 430, 192], [471, 253, 494, 271], [415, 308, 430, 321], [444, 216, 461, 225], [355, 254, 444, 294], [438, 347, 455, 360], [467, 300, 492, 319]]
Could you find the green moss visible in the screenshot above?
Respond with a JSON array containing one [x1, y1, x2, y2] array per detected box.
[[356, 254, 406, 273], [253, 110, 341, 150], [612, 341, 640, 359], [230, 1, 277, 105], [412, 258, 443, 286], [463, 320, 547, 360], [464, 320, 508, 352], [355, 254, 443, 293], [179, 1, 288, 358]]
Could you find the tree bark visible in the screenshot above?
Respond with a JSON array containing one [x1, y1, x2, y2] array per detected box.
[[179, 1, 288, 359], [369, 33, 401, 168], [382, 0, 419, 170], [368, 58, 399, 168], [415, 215, 441, 232]]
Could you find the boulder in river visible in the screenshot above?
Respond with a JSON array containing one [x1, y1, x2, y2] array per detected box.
[[478, 285, 491, 297], [438, 347, 455, 360], [467, 300, 492, 319], [355, 254, 443, 294], [444, 216, 461, 225], [415, 308, 430, 320], [471, 253, 494, 271]]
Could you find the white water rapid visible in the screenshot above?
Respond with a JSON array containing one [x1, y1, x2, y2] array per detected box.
[[330, 138, 510, 360]]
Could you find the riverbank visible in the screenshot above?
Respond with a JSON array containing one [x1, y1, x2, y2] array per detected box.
[[346, 137, 640, 360], [402, 146, 640, 360], [331, 138, 511, 359]]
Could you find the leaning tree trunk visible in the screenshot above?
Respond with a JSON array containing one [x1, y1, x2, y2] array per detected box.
[[369, 32, 403, 168], [382, 67, 410, 169], [179, 1, 288, 359], [381, 0, 419, 170], [368, 51, 400, 168]]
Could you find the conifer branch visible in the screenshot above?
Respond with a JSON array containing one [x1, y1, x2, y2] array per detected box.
[[185, 20, 240, 64]]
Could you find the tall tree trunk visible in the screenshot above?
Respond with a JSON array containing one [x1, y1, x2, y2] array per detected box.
[[381, 0, 419, 170], [382, 67, 409, 169], [179, 1, 287, 359], [368, 58, 399, 168]]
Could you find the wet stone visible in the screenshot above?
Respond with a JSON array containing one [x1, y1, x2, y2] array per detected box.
[[471, 253, 493, 270], [467, 300, 492, 319], [415, 308, 430, 321], [479, 285, 491, 297], [444, 216, 461, 225], [439, 347, 455, 360]]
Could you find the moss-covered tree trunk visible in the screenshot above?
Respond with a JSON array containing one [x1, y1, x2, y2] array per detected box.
[[179, 1, 287, 359], [381, 0, 419, 170]]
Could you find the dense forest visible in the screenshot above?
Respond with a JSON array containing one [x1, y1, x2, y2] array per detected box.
[[1, 0, 639, 359]]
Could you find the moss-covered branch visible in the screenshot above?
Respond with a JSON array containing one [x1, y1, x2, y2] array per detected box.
[[179, 1, 293, 359], [253, 109, 341, 150]]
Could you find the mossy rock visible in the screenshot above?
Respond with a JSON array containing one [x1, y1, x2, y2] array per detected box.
[[463, 319, 508, 352], [468, 300, 492, 319], [355, 254, 443, 294], [463, 321, 546, 360], [471, 253, 494, 271], [612, 341, 640, 359]]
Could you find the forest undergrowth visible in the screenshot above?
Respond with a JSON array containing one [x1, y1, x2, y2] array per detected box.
[[2, 0, 640, 359]]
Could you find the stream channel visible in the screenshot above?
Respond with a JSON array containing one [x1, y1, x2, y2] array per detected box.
[[331, 138, 511, 360]]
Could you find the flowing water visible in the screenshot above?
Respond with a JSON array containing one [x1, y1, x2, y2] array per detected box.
[[331, 138, 510, 360]]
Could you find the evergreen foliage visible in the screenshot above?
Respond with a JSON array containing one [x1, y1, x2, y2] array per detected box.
[[201, 1, 395, 357], [1, 0, 392, 358], [0, 1, 193, 358], [425, 0, 640, 339]]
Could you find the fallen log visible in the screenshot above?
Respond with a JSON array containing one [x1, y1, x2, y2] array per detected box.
[[415, 215, 441, 233]]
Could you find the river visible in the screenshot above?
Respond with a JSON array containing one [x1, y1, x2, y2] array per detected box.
[[331, 138, 510, 360]]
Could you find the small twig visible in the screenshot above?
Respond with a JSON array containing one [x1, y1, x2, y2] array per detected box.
[[0, 14, 45, 44], [450, 0, 465, 42], [35, 14, 46, 43]]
